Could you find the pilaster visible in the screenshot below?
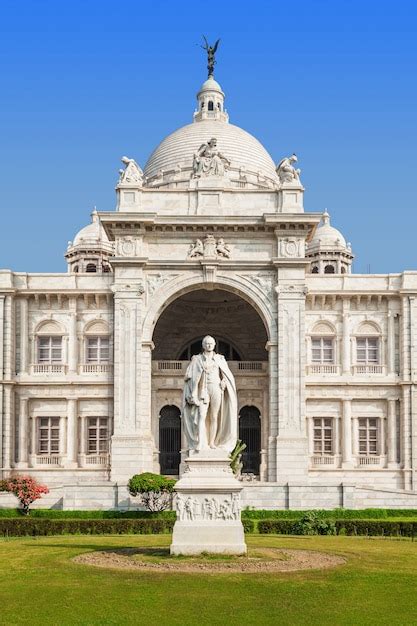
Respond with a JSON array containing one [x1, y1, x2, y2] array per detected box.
[[66, 398, 78, 468], [16, 397, 29, 468], [341, 399, 353, 469]]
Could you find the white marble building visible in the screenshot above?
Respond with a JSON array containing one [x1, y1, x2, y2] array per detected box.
[[1, 68, 417, 510]]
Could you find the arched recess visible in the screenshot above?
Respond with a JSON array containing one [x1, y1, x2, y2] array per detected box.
[[239, 406, 261, 475], [159, 405, 181, 475], [142, 275, 275, 347], [153, 289, 268, 360]]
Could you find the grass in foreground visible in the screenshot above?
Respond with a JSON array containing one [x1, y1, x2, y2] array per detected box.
[[0, 534, 416, 625]]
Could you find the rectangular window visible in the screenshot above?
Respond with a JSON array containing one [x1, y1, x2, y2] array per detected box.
[[38, 336, 62, 363], [87, 417, 109, 454], [358, 417, 379, 455], [357, 337, 379, 364], [313, 417, 333, 455], [312, 338, 334, 364], [37, 417, 60, 454], [86, 337, 110, 363]]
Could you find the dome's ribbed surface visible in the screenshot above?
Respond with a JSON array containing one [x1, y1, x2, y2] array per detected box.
[[144, 120, 278, 183]]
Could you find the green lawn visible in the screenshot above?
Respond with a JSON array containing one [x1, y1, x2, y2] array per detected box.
[[1, 534, 416, 625]]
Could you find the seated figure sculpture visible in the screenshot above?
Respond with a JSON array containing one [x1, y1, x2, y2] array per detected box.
[[192, 138, 231, 178], [182, 335, 237, 453]]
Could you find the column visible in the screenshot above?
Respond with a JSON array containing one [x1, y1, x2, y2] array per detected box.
[[307, 416, 314, 457], [342, 298, 351, 375], [78, 416, 87, 467], [66, 399, 78, 467], [29, 416, 37, 467], [2, 387, 13, 469], [334, 416, 341, 467], [387, 399, 398, 468], [341, 399, 353, 468], [352, 416, 359, 461], [68, 298, 78, 374], [0, 295, 4, 473], [387, 306, 395, 375], [20, 297, 29, 374], [17, 397, 29, 467], [380, 415, 386, 465]]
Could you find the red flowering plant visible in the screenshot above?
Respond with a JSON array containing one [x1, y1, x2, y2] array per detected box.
[[4, 475, 49, 515]]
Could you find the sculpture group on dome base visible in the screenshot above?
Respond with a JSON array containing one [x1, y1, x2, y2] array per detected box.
[[192, 138, 231, 179]]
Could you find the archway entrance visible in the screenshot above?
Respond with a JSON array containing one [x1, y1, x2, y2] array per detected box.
[[239, 406, 261, 475], [151, 288, 269, 476], [159, 405, 181, 475]]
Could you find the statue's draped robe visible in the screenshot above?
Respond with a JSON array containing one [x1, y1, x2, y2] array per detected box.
[[182, 353, 237, 453]]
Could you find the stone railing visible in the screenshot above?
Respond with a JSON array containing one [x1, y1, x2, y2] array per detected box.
[[353, 365, 384, 375], [153, 361, 267, 375], [307, 364, 340, 375], [80, 364, 113, 374], [31, 364, 66, 375], [357, 455, 381, 466], [35, 455, 61, 466], [84, 454, 109, 466], [310, 455, 336, 467]]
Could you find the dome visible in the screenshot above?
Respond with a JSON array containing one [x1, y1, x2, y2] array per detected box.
[[307, 212, 349, 252], [144, 120, 279, 188], [72, 209, 110, 246], [198, 76, 223, 93]]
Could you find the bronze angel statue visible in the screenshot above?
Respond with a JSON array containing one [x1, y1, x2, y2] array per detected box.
[[201, 36, 220, 77]]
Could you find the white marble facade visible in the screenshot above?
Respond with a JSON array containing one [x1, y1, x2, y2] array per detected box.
[[1, 69, 417, 511]]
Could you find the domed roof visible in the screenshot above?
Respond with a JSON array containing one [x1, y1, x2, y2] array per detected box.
[[307, 212, 350, 252], [72, 209, 110, 247], [144, 120, 279, 187], [198, 76, 223, 93]]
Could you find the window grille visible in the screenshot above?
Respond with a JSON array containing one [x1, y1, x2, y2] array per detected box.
[[313, 417, 333, 455], [312, 337, 334, 364], [358, 417, 379, 455], [38, 336, 62, 363], [38, 417, 60, 454], [87, 417, 109, 454]]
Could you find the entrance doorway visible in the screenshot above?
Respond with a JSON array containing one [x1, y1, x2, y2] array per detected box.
[[239, 406, 261, 475], [159, 405, 181, 475]]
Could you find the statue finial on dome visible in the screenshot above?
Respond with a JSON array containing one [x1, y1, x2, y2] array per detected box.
[[201, 36, 220, 78]]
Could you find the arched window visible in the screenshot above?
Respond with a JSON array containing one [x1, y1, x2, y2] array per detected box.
[[341, 266, 346, 274], [324, 264, 335, 274], [86, 263, 97, 273], [208, 100, 214, 111], [103, 265, 111, 273], [239, 406, 261, 475], [73, 265, 79, 273], [311, 266, 319, 274], [159, 405, 181, 475], [179, 337, 242, 361]]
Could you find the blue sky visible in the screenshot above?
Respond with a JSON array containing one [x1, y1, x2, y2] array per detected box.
[[0, 0, 416, 273]]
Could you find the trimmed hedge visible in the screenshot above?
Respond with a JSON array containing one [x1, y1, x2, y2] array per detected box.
[[0, 517, 255, 537], [0, 509, 176, 520], [257, 519, 417, 537], [0, 518, 175, 537], [243, 508, 417, 520]]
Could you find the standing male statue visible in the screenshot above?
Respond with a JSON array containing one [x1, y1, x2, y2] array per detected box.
[[182, 336, 237, 453]]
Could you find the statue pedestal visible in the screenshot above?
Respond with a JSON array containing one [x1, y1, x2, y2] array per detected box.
[[170, 449, 247, 556]]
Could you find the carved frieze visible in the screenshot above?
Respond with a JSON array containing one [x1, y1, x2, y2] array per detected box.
[[241, 272, 275, 301], [175, 493, 240, 522], [147, 273, 177, 297]]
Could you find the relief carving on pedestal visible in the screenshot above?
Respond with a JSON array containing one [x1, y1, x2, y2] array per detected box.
[[187, 235, 231, 259], [176, 493, 240, 522]]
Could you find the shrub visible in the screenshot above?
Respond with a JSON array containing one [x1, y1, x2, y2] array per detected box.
[[127, 473, 176, 512], [242, 519, 255, 533], [257, 520, 296, 534], [293, 511, 336, 536], [2, 476, 49, 515]]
